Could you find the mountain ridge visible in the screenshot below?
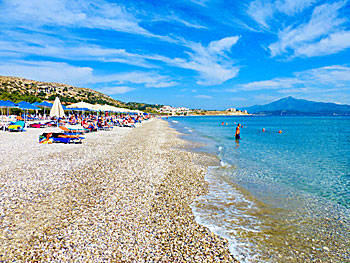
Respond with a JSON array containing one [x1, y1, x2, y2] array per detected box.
[[245, 96, 350, 115]]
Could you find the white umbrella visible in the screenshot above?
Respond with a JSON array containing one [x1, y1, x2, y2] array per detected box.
[[100, 104, 119, 112], [67, 101, 94, 110], [50, 97, 65, 118], [114, 107, 133, 113], [91, 104, 104, 111]]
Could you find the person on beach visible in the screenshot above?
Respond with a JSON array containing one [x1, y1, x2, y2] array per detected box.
[[235, 123, 241, 140]]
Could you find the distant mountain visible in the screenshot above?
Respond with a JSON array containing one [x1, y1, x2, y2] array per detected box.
[[245, 97, 350, 116]]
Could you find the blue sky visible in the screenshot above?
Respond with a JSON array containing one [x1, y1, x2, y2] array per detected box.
[[0, 0, 350, 109]]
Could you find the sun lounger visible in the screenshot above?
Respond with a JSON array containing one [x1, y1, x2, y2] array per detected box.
[[59, 126, 86, 134], [29, 123, 46, 128], [8, 120, 25, 132], [39, 132, 84, 144], [83, 123, 98, 132]]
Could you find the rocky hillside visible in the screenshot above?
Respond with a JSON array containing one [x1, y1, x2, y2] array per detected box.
[[0, 75, 126, 107]]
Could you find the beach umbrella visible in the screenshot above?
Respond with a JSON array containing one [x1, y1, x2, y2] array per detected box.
[[16, 101, 40, 124], [99, 104, 120, 112], [112, 107, 132, 113], [50, 97, 65, 118], [0, 100, 16, 108], [0, 100, 17, 128], [17, 101, 40, 110], [33, 101, 53, 108], [33, 101, 53, 116], [67, 101, 94, 110]]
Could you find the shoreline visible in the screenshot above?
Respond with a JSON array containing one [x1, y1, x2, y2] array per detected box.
[[0, 118, 237, 262]]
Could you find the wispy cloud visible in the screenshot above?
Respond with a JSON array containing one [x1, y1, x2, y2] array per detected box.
[[189, 0, 210, 7], [0, 60, 93, 85], [195, 95, 213, 99], [0, 60, 177, 89], [151, 13, 207, 29], [269, 1, 347, 57], [247, 0, 318, 29], [0, 35, 155, 68], [238, 65, 350, 94], [247, 0, 274, 29], [152, 36, 240, 85], [0, 0, 151, 36], [96, 86, 135, 95], [293, 30, 350, 57], [92, 71, 178, 88]]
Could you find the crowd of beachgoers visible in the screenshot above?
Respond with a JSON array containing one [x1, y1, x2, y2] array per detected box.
[[1, 112, 151, 132], [0, 98, 151, 134]]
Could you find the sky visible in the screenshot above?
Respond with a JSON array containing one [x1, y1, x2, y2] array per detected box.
[[0, 0, 350, 109]]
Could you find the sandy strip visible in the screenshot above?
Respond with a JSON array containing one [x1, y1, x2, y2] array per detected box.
[[0, 119, 237, 262]]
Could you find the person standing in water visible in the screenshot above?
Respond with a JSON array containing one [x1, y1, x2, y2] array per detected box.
[[235, 123, 241, 140]]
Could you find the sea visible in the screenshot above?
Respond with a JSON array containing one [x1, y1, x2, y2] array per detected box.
[[167, 116, 350, 263]]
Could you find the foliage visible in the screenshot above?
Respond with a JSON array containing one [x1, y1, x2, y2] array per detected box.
[[126, 102, 163, 111], [0, 89, 42, 103]]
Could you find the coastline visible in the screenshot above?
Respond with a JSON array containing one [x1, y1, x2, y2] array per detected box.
[[0, 118, 237, 262]]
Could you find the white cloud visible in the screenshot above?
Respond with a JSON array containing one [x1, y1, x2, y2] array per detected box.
[[0, 35, 155, 68], [91, 71, 178, 88], [276, 0, 318, 16], [208, 36, 240, 54], [0, 60, 177, 89], [154, 14, 207, 29], [247, 0, 350, 58], [0, 60, 93, 85], [190, 0, 210, 6], [247, 0, 317, 29], [195, 95, 213, 99], [269, 1, 346, 57], [238, 64, 350, 94], [247, 0, 274, 29], [96, 86, 135, 95], [293, 31, 350, 57], [0, 0, 151, 36], [153, 36, 240, 85]]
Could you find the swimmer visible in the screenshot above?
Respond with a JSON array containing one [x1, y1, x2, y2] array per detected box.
[[235, 123, 241, 139]]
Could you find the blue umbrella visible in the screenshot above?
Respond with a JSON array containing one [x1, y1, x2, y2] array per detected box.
[[17, 101, 40, 110], [33, 101, 53, 108], [0, 100, 16, 108]]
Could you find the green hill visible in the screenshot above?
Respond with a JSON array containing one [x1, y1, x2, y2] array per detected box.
[[0, 75, 161, 111]]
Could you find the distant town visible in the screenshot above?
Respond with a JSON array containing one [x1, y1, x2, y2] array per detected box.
[[156, 105, 250, 116]]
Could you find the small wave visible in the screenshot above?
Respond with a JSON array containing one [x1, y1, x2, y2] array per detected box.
[[192, 167, 262, 262], [220, 160, 231, 168], [218, 146, 223, 152], [172, 120, 179, 123]]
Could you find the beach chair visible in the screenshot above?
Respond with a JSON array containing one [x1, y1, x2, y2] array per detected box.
[[39, 132, 84, 144], [83, 123, 98, 132], [29, 123, 46, 128], [59, 126, 86, 134], [8, 120, 25, 132]]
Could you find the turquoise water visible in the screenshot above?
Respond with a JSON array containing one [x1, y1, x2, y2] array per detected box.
[[168, 116, 350, 262]]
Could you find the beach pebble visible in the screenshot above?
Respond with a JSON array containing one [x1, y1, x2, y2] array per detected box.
[[0, 119, 237, 262]]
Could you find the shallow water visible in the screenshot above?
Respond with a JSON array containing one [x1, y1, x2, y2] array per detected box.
[[169, 116, 350, 262]]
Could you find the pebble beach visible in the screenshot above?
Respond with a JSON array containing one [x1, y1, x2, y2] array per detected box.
[[0, 118, 237, 262]]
